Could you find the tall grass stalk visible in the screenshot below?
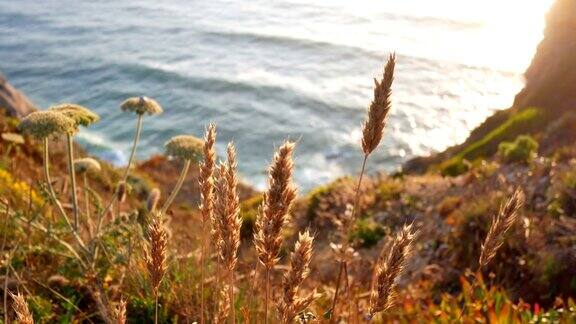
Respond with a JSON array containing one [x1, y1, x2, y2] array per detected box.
[[43, 139, 88, 254], [83, 174, 90, 225], [198, 124, 217, 324], [145, 213, 168, 324], [122, 113, 143, 183], [10, 292, 34, 324], [253, 141, 297, 323], [96, 113, 143, 234], [158, 159, 190, 216], [66, 134, 80, 230], [368, 225, 416, 318], [331, 53, 395, 321], [214, 144, 242, 324]]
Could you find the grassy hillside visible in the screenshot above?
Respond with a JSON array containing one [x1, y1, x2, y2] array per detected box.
[[1, 1, 576, 321], [1, 91, 576, 323]]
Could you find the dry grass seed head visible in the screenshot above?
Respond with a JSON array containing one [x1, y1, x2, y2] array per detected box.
[[479, 188, 525, 268], [369, 224, 416, 317], [214, 143, 242, 271], [121, 96, 163, 115], [254, 141, 297, 269], [362, 53, 395, 155], [10, 292, 34, 324], [280, 231, 316, 322], [199, 123, 217, 224], [147, 188, 161, 212], [145, 212, 169, 292], [214, 285, 230, 323], [113, 298, 127, 324]]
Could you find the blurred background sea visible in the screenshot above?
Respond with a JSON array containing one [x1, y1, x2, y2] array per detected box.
[[0, 0, 552, 190]]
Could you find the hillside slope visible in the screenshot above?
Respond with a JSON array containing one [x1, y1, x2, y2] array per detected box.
[[1, 1, 576, 321], [404, 0, 576, 174]]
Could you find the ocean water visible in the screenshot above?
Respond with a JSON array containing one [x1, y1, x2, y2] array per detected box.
[[0, 0, 552, 190]]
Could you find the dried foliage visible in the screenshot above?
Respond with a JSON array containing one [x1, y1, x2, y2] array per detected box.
[[479, 188, 525, 268], [279, 231, 318, 322], [369, 224, 416, 317], [145, 212, 169, 293], [10, 292, 34, 324], [362, 54, 395, 155], [113, 299, 127, 324], [254, 141, 297, 269], [214, 143, 242, 271], [199, 123, 217, 229], [147, 188, 161, 212]]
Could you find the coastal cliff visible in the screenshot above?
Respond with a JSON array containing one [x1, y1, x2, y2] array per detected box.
[[0, 74, 36, 118], [0, 1, 575, 320], [515, 0, 576, 112], [404, 0, 576, 173]]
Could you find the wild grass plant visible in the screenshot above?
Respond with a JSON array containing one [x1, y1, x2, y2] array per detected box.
[[0, 56, 561, 323]]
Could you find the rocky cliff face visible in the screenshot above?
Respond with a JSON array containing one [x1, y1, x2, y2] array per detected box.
[[514, 0, 576, 112], [0, 74, 36, 118], [404, 0, 576, 173]]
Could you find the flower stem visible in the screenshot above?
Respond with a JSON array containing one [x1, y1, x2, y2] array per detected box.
[[122, 113, 143, 182], [330, 262, 344, 322], [330, 154, 369, 322], [66, 134, 80, 231], [159, 159, 191, 215], [83, 174, 90, 219], [83, 174, 92, 237], [96, 114, 144, 236], [43, 139, 88, 254]]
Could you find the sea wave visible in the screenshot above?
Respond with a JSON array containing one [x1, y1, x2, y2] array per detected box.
[[112, 60, 359, 115]]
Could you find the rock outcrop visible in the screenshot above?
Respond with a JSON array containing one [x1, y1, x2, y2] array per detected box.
[[0, 74, 36, 118], [404, 0, 576, 173], [514, 0, 576, 112]]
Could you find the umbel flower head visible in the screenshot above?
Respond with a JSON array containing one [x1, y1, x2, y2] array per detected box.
[[1, 132, 25, 144], [165, 135, 204, 162], [121, 96, 163, 115], [50, 103, 100, 127], [19, 111, 77, 139], [74, 157, 101, 174]]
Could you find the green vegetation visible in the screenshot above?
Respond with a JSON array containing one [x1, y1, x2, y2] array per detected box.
[[439, 107, 542, 176], [440, 158, 471, 177], [377, 179, 402, 201], [239, 194, 262, 238], [548, 169, 576, 218], [350, 217, 385, 248], [498, 135, 539, 164]]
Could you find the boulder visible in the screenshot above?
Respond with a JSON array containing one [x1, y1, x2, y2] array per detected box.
[[0, 73, 36, 118]]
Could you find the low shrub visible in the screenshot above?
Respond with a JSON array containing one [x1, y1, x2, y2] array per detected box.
[[349, 217, 385, 248], [239, 194, 262, 238], [498, 135, 538, 164], [440, 158, 471, 177]]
